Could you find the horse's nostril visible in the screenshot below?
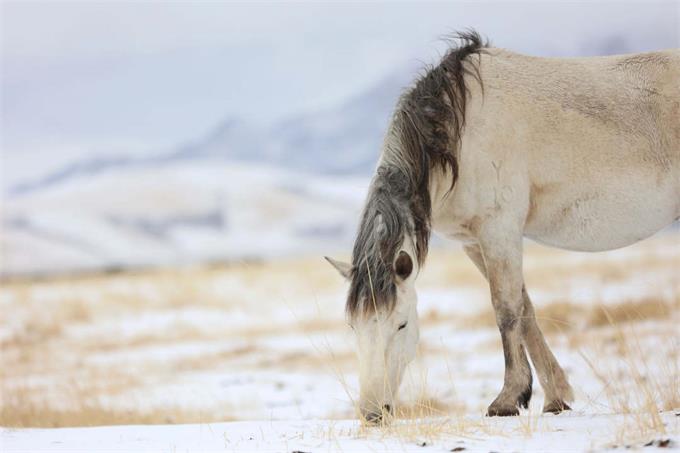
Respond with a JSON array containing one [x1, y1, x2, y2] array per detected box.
[[383, 404, 392, 414]]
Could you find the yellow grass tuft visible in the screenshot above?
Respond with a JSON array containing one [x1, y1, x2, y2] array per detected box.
[[579, 309, 678, 446]]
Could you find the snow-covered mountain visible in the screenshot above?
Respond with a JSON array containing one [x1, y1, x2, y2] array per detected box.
[[1, 69, 415, 276], [2, 161, 369, 276], [6, 68, 412, 198], [176, 69, 411, 174]]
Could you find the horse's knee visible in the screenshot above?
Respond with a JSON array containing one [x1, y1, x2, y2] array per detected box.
[[494, 302, 526, 335]]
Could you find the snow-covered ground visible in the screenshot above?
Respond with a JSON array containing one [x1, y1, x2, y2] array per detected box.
[[1, 234, 678, 451], [3, 4, 678, 450], [3, 413, 677, 453]]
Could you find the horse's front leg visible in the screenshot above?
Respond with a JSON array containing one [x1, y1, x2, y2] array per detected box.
[[521, 288, 574, 413], [464, 245, 573, 413], [477, 229, 532, 416]]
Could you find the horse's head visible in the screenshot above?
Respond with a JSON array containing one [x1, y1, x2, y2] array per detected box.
[[322, 31, 485, 424], [326, 238, 420, 424]]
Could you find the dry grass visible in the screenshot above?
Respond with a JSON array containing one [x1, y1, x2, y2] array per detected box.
[[541, 294, 678, 334], [394, 397, 454, 420], [569, 297, 679, 448], [444, 294, 680, 334], [586, 297, 678, 328], [1, 233, 678, 429], [1, 384, 235, 428]]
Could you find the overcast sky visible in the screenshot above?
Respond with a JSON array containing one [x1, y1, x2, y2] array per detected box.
[[2, 1, 679, 165]]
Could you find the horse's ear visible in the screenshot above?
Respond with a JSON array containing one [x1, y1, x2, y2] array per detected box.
[[394, 251, 413, 280], [324, 256, 352, 280]]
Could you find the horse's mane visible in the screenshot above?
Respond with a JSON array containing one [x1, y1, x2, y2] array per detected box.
[[347, 31, 487, 318]]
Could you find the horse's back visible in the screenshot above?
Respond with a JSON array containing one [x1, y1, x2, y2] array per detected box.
[[479, 48, 680, 158], [456, 48, 680, 252]]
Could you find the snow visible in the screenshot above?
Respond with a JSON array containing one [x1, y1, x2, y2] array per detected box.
[[2, 233, 677, 452], [1, 162, 368, 275], [2, 413, 678, 453]]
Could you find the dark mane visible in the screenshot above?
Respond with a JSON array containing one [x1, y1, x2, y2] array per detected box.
[[347, 31, 487, 318]]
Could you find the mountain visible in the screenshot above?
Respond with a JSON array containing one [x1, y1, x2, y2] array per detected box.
[[1, 66, 417, 276], [166, 68, 412, 174], [1, 161, 369, 276], [6, 68, 413, 198]]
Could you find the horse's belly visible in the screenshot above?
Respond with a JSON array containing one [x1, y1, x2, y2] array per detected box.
[[524, 181, 679, 252]]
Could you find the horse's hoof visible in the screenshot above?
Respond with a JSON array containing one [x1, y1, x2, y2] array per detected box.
[[486, 404, 520, 417], [518, 385, 532, 409], [543, 400, 572, 414]]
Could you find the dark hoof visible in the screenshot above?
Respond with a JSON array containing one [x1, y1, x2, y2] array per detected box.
[[543, 400, 572, 414], [486, 405, 520, 417], [487, 381, 531, 417], [518, 385, 532, 409]]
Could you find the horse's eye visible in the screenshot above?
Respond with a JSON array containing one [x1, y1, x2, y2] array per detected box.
[[398, 322, 407, 331]]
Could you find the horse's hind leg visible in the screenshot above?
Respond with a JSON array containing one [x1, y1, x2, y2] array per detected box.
[[521, 287, 574, 413], [466, 234, 533, 416]]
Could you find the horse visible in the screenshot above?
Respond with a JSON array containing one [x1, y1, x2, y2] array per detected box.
[[325, 31, 680, 423]]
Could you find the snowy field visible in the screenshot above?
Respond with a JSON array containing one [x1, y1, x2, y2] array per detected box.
[[3, 413, 677, 452], [1, 232, 678, 452], [3, 2, 679, 451]]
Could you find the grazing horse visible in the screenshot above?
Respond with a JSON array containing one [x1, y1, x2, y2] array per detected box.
[[326, 31, 680, 423]]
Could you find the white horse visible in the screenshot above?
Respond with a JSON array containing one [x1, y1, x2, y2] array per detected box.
[[326, 32, 680, 423]]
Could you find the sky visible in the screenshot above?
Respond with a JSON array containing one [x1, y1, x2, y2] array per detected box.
[[1, 1, 679, 172]]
